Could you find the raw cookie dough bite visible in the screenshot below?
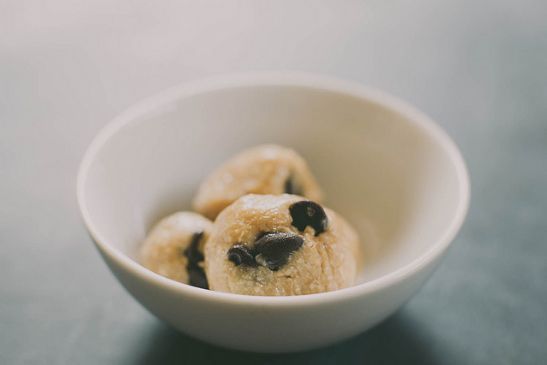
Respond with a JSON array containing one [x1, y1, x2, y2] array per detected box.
[[193, 144, 323, 220], [204, 194, 360, 296], [140, 212, 212, 289]]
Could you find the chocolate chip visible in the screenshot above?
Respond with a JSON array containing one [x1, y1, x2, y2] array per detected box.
[[183, 232, 208, 289], [227, 232, 304, 271], [227, 244, 257, 267], [187, 266, 208, 289], [253, 232, 304, 271], [284, 175, 303, 195], [184, 232, 204, 262], [255, 231, 276, 241], [289, 200, 328, 236]]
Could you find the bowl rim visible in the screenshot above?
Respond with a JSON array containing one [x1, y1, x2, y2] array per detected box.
[[77, 71, 470, 307]]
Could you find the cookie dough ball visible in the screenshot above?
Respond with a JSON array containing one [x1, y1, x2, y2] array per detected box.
[[140, 212, 212, 288], [204, 194, 359, 296], [193, 145, 323, 219]]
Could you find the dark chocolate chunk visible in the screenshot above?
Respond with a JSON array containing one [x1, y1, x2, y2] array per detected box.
[[183, 232, 209, 289], [227, 232, 304, 271], [289, 200, 328, 236], [253, 232, 304, 271], [227, 244, 257, 267], [187, 266, 208, 289], [284, 175, 303, 195], [255, 231, 273, 241], [184, 232, 204, 263]]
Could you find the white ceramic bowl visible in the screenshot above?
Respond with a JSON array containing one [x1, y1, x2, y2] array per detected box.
[[77, 72, 469, 353]]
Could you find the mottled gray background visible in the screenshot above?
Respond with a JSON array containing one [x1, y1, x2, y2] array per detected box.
[[1, 1, 546, 364]]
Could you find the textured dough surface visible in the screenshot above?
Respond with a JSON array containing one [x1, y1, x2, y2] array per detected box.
[[140, 212, 212, 284], [204, 194, 359, 296], [193, 144, 323, 219]]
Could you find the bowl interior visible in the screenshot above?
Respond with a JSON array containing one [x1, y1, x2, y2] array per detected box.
[[81, 82, 465, 285]]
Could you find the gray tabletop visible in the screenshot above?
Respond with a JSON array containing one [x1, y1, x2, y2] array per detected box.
[[2, 1, 546, 364]]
